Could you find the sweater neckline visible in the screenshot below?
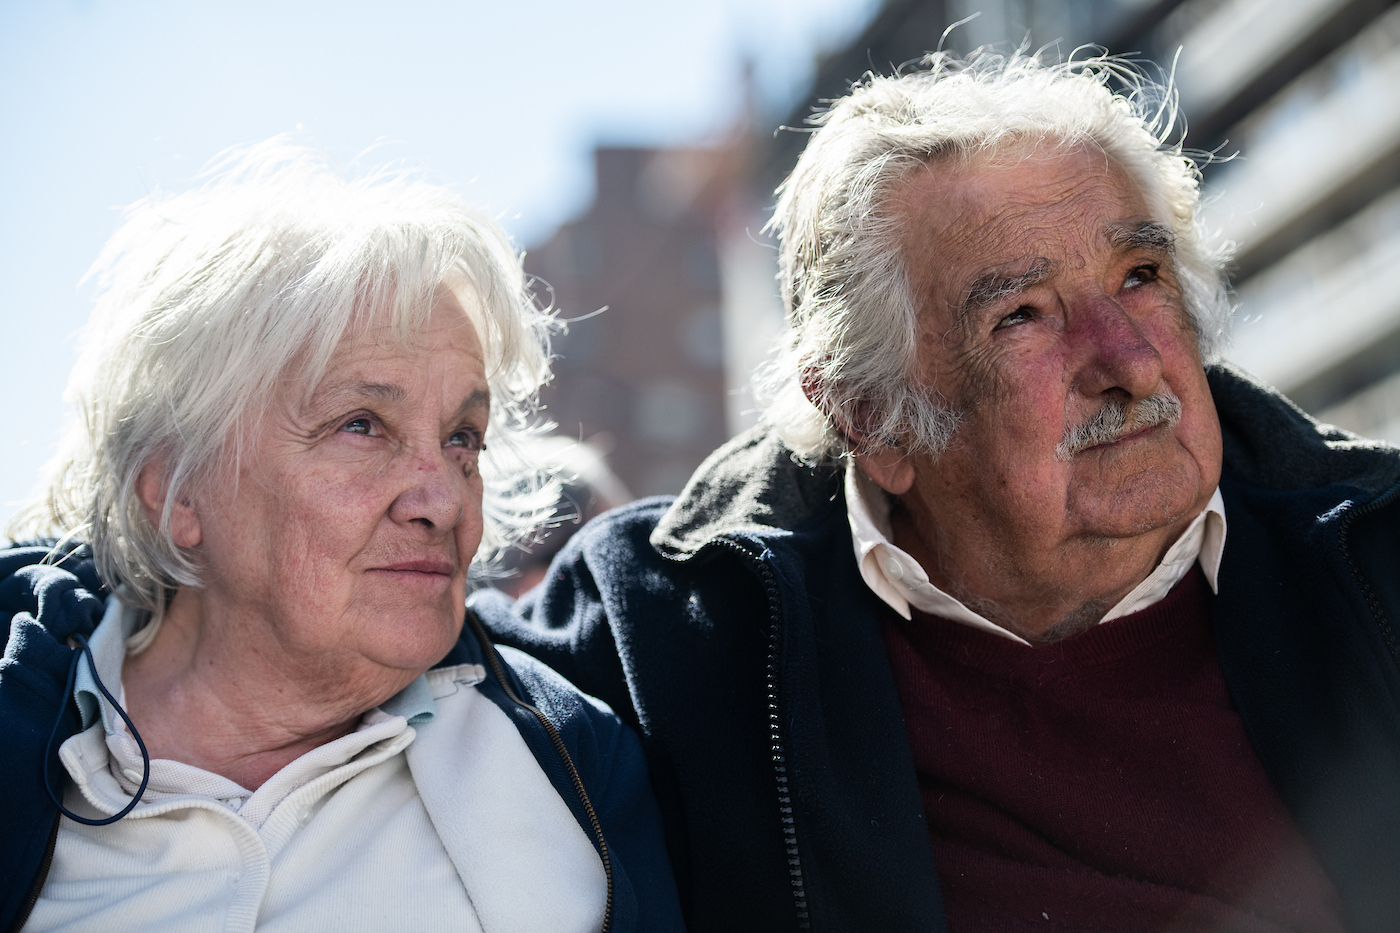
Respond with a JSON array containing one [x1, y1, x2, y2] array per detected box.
[[899, 566, 1212, 677]]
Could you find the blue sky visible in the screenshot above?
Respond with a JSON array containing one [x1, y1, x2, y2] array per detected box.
[[0, 0, 876, 526]]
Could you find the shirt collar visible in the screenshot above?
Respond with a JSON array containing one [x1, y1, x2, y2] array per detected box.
[[845, 461, 1227, 644], [379, 674, 437, 724], [73, 594, 141, 733]]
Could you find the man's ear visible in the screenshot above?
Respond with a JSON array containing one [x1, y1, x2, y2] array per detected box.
[[853, 445, 916, 496], [802, 369, 917, 495], [136, 461, 202, 549]]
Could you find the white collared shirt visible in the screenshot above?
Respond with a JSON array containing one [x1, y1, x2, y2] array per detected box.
[[845, 463, 1227, 646]]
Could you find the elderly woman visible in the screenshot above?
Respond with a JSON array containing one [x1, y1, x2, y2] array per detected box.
[[0, 150, 682, 933]]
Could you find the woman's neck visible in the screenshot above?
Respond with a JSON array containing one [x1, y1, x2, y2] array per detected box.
[[120, 586, 417, 790]]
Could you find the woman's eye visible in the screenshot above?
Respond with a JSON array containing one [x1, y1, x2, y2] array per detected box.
[[994, 306, 1035, 331], [341, 417, 375, 436], [446, 428, 486, 452], [1123, 264, 1159, 289]]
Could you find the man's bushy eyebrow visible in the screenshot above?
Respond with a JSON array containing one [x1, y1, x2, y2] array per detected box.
[[961, 259, 1056, 319], [954, 222, 1174, 323], [1108, 221, 1175, 253], [307, 382, 490, 420]]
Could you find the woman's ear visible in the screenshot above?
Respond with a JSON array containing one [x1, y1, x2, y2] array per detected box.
[[136, 462, 202, 548]]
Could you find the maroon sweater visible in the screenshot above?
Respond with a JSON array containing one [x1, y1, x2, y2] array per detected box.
[[880, 568, 1349, 932]]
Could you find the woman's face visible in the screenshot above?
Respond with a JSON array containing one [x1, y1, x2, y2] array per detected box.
[[186, 290, 489, 675]]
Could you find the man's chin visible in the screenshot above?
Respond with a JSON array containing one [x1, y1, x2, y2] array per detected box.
[[1069, 498, 1202, 543], [1065, 463, 1205, 540]]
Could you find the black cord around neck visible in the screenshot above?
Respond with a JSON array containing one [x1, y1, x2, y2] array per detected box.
[[43, 633, 152, 825]]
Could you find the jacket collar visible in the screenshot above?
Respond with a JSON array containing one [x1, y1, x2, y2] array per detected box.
[[1210, 363, 1400, 496], [651, 362, 1400, 561], [649, 427, 843, 560]]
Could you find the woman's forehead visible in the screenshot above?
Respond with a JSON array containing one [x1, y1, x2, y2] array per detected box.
[[285, 292, 486, 415]]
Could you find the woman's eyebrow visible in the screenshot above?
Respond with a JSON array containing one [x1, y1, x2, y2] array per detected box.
[[307, 380, 407, 411], [450, 387, 491, 422]]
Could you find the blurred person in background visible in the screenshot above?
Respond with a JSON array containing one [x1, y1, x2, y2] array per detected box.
[[0, 147, 682, 933], [494, 436, 631, 599], [476, 51, 1400, 932]]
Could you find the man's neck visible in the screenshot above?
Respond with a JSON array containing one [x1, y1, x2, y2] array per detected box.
[[888, 502, 1195, 646]]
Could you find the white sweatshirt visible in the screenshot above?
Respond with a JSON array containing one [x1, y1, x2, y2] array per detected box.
[[27, 597, 607, 933]]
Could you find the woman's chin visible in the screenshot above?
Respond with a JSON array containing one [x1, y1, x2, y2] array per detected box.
[[364, 612, 465, 673]]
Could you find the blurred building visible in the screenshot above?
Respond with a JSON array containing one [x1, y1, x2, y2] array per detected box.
[[1177, 0, 1400, 438], [529, 0, 1400, 497], [524, 147, 742, 498]]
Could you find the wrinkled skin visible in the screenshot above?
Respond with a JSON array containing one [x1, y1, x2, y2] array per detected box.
[[856, 146, 1223, 644], [126, 291, 490, 788]]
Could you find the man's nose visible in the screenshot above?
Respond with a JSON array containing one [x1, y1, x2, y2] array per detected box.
[[1070, 293, 1165, 400], [388, 443, 466, 531]]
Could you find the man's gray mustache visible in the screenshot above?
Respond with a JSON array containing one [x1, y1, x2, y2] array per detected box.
[[1055, 391, 1183, 461]]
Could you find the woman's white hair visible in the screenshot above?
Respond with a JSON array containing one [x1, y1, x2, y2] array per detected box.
[[758, 48, 1233, 462], [9, 144, 557, 616]]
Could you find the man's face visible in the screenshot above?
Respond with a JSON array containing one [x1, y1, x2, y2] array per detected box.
[[870, 145, 1222, 632]]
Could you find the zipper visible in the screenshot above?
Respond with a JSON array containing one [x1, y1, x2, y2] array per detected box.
[[8, 812, 60, 933], [1336, 477, 1400, 668], [464, 610, 615, 933], [710, 537, 812, 931]]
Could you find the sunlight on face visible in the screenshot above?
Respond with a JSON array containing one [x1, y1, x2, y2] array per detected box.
[[865, 146, 1224, 639], [895, 146, 1221, 551], [189, 290, 490, 673]]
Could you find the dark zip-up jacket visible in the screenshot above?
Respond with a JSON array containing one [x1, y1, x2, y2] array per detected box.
[[0, 545, 684, 933], [472, 364, 1400, 932]]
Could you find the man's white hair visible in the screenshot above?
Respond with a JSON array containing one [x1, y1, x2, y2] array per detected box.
[[9, 144, 557, 616], [758, 49, 1233, 461]]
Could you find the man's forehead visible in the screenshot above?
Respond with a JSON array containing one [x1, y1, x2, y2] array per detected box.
[[895, 147, 1151, 248], [891, 150, 1168, 308]]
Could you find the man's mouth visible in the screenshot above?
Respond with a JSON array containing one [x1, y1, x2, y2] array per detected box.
[[1090, 423, 1160, 451], [1055, 391, 1183, 461]]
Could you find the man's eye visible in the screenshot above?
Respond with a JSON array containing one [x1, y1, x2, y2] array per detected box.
[[1123, 264, 1159, 289], [446, 429, 486, 452], [994, 307, 1034, 330], [341, 417, 374, 436]]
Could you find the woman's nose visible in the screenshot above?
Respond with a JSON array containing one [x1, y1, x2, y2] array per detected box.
[[387, 444, 466, 532]]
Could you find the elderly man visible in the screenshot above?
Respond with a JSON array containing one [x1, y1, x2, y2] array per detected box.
[[473, 52, 1400, 932]]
